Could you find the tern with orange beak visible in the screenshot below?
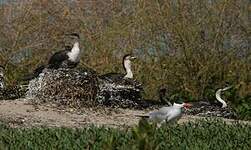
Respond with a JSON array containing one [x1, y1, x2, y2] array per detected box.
[[137, 100, 192, 124]]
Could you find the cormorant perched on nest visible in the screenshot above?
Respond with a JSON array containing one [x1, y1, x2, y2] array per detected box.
[[23, 33, 81, 81], [185, 86, 237, 119], [97, 54, 144, 108], [47, 33, 81, 69], [99, 54, 136, 81]]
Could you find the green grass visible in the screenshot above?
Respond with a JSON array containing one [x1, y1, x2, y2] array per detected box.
[[0, 119, 250, 150]]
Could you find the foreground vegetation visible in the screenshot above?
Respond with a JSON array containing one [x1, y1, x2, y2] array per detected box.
[[0, 1, 250, 118], [0, 119, 250, 149]]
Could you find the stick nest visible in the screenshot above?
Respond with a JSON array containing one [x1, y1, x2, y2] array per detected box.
[[26, 68, 99, 108]]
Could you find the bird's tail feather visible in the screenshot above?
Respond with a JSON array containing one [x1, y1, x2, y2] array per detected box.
[[21, 74, 36, 81], [135, 114, 149, 118], [22, 65, 45, 81]]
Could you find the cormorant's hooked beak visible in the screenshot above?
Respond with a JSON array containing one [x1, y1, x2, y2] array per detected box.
[[130, 56, 136, 60], [222, 86, 232, 91]]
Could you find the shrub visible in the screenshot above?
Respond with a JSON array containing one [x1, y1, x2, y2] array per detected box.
[[0, 119, 250, 149]]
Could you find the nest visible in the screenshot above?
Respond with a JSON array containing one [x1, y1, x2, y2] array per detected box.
[[25, 67, 152, 109], [185, 102, 237, 119], [0, 85, 27, 100], [26, 68, 99, 108], [96, 78, 146, 109]]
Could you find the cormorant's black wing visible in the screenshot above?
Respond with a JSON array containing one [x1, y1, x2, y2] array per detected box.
[[48, 50, 69, 69], [99, 73, 125, 82]]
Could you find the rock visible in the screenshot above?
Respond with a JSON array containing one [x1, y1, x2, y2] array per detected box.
[[26, 68, 99, 108]]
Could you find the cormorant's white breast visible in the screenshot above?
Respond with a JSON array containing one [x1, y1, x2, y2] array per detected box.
[[100, 54, 136, 81], [123, 54, 136, 78]]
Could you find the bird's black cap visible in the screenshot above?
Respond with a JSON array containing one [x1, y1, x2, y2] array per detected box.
[[123, 54, 136, 60], [65, 33, 80, 39]]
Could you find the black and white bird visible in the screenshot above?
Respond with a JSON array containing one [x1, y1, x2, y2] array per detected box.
[[97, 54, 144, 108], [23, 33, 81, 80], [185, 86, 236, 119], [0, 65, 5, 90], [192, 86, 232, 108], [47, 33, 81, 69], [99, 54, 136, 81], [137, 100, 192, 124]]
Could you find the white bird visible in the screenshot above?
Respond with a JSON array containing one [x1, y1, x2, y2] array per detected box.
[[215, 86, 232, 108], [138, 102, 192, 124]]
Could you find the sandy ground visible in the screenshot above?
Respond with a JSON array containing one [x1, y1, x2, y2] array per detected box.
[[0, 99, 250, 128]]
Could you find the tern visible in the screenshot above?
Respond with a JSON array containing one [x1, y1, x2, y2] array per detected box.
[[137, 101, 192, 124]]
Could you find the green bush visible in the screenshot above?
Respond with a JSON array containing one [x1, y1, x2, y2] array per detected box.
[[0, 119, 250, 149]]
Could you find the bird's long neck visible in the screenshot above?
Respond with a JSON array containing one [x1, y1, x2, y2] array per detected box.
[[72, 42, 80, 53], [123, 59, 133, 78], [159, 89, 172, 105], [68, 42, 80, 62], [216, 89, 227, 108]]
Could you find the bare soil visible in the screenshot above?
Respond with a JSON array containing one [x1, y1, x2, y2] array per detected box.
[[0, 99, 250, 128]]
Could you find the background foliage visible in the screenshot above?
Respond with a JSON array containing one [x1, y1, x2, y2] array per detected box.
[[0, 0, 250, 113]]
